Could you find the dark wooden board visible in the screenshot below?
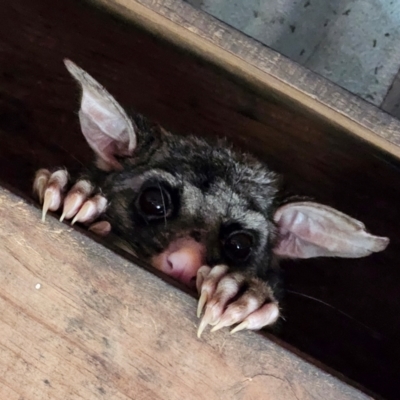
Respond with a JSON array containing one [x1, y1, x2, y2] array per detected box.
[[0, 0, 399, 398]]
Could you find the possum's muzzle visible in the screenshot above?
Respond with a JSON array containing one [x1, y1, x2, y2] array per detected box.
[[151, 237, 206, 288]]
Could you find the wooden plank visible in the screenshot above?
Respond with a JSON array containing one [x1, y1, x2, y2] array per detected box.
[[0, 187, 372, 400], [381, 67, 400, 119], [98, 0, 400, 156]]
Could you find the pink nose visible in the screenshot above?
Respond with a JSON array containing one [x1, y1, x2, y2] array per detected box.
[[167, 247, 203, 286], [151, 238, 205, 288]]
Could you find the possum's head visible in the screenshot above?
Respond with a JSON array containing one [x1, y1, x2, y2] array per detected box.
[[102, 127, 281, 288], [65, 59, 389, 288]]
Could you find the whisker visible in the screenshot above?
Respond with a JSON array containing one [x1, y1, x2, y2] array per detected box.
[[287, 290, 383, 339]]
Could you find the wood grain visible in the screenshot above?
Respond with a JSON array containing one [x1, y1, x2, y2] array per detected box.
[[0, 187, 371, 400], [381, 67, 400, 119], [0, 0, 400, 398]]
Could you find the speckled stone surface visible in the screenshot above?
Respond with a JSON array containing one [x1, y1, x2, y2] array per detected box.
[[185, 0, 400, 108]]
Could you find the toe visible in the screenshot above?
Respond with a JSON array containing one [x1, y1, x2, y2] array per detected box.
[[196, 265, 212, 294], [39, 170, 69, 221], [198, 271, 243, 337], [230, 303, 280, 334], [71, 194, 108, 225], [33, 169, 51, 203], [60, 180, 94, 221], [88, 221, 112, 236], [211, 296, 261, 332], [197, 264, 228, 317]]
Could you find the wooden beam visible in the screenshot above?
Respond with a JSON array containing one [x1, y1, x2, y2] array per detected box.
[[381, 67, 400, 119]]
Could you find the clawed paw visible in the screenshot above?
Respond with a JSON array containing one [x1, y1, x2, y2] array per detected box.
[[33, 168, 111, 236], [196, 265, 279, 337]]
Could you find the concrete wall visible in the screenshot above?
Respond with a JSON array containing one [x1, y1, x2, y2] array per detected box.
[[186, 0, 400, 107]]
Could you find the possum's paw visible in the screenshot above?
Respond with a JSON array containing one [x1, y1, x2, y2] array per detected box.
[[196, 265, 279, 337], [33, 168, 111, 236]]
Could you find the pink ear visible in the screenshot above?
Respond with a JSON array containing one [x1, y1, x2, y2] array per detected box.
[[64, 59, 137, 171], [273, 201, 389, 259]]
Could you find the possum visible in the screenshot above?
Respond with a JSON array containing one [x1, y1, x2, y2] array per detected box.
[[33, 60, 389, 338]]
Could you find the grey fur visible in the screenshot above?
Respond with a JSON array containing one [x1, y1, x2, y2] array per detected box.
[[91, 123, 280, 284]]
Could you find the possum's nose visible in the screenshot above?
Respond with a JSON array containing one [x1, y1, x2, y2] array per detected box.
[[167, 247, 203, 286], [151, 238, 205, 288]]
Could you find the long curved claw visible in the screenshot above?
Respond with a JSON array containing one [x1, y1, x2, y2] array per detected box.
[[197, 305, 220, 338], [197, 290, 208, 318], [33, 169, 50, 203], [34, 169, 69, 221], [60, 180, 94, 222], [230, 321, 249, 334], [42, 189, 53, 222], [196, 264, 228, 325], [196, 265, 211, 293], [42, 186, 63, 222], [71, 194, 107, 225], [60, 192, 82, 222], [197, 279, 242, 337], [230, 303, 280, 334], [197, 313, 211, 338], [210, 299, 260, 333]]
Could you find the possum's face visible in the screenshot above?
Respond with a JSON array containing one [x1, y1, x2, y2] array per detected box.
[[99, 128, 279, 287], [63, 59, 389, 293]]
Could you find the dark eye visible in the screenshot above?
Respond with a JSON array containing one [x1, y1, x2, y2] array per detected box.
[[138, 186, 172, 219], [223, 231, 253, 262]]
